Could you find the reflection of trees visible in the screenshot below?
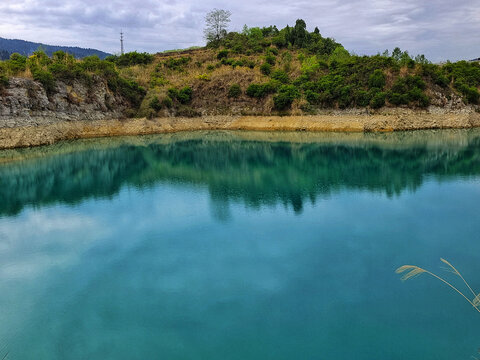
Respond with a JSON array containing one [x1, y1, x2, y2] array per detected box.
[[1, 134, 480, 216]]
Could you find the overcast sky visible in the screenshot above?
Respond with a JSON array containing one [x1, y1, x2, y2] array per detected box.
[[0, 0, 478, 62]]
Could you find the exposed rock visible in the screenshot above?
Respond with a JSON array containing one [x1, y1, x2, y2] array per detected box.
[[0, 77, 128, 128], [1, 113, 480, 150]]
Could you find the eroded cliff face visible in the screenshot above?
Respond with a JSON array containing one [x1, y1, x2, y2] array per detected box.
[[0, 77, 128, 128]]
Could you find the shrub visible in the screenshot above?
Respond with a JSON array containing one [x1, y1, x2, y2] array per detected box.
[[305, 90, 320, 104], [456, 83, 479, 104], [465, 87, 480, 104], [32, 69, 56, 95], [167, 88, 179, 99], [246, 83, 276, 98], [406, 75, 426, 90], [162, 96, 173, 108], [150, 73, 168, 87], [8, 53, 27, 73], [228, 84, 242, 98], [197, 74, 211, 81], [0, 74, 8, 87], [370, 91, 386, 109], [105, 51, 154, 67], [114, 78, 146, 108], [206, 64, 215, 71], [244, 59, 256, 69], [177, 86, 193, 104], [271, 69, 289, 83], [217, 50, 229, 60], [163, 57, 191, 71], [220, 58, 235, 66], [387, 92, 409, 106], [368, 70, 386, 89], [260, 63, 271, 75], [265, 54, 276, 65], [273, 85, 300, 110], [355, 90, 371, 107], [266, 47, 279, 56], [150, 96, 162, 111], [48, 63, 76, 82]]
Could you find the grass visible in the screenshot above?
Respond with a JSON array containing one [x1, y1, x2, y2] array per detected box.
[[396, 258, 480, 314]]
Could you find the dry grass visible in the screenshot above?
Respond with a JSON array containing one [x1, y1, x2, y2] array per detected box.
[[128, 48, 305, 115], [396, 258, 480, 314]]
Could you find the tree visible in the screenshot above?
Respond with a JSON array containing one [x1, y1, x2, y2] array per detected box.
[[204, 9, 231, 46], [392, 47, 402, 62], [293, 19, 308, 47]]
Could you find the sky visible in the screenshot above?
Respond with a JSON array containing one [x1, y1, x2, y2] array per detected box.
[[0, 0, 478, 62]]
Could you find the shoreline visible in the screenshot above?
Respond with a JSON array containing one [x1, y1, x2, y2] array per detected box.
[[1, 112, 480, 149]]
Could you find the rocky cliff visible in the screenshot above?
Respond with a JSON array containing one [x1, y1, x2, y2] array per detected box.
[[0, 77, 128, 128]]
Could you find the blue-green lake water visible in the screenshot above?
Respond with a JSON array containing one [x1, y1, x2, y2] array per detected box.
[[0, 130, 479, 359]]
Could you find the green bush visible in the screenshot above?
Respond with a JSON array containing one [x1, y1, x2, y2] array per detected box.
[[162, 96, 173, 108], [387, 92, 409, 106], [246, 83, 276, 98], [406, 75, 426, 90], [457, 83, 479, 104], [265, 54, 276, 65], [7, 53, 27, 73], [48, 62, 76, 82], [167, 86, 193, 104], [370, 91, 386, 109], [305, 90, 320, 104], [266, 47, 279, 56], [197, 74, 210, 81], [167, 88, 179, 99], [177, 86, 193, 104], [260, 63, 272, 75], [163, 57, 191, 71], [113, 78, 146, 108], [271, 70, 289, 83], [32, 69, 55, 94], [355, 90, 371, 107], [273, 85, 300, 110], [105, 51, 154, 67], [228, 84, 242, 98], [150, 96, 162, 111], [0, 74, 8, 87], [368, 70, 386, 89], [221, 58, 235, 66], [217, 50, 229, 60]]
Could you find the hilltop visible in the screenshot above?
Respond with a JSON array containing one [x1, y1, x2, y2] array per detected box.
[[0, 37, 111, 60]]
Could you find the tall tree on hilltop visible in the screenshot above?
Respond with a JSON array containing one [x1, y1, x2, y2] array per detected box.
[[204, 9, 231, 46]]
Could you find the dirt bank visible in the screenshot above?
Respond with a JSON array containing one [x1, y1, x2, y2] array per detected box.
[[1, 112, 480, 149]]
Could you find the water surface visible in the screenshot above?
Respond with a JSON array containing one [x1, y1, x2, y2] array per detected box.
[[0, 130, 479, 359]]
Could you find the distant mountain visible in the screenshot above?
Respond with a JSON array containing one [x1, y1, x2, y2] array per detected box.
[[0, 37, 111, 60]]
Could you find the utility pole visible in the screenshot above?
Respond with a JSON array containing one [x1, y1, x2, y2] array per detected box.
[[120, 30, 124, 55]]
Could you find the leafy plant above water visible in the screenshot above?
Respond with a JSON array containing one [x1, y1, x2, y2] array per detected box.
[[396, 258, 480, 314]]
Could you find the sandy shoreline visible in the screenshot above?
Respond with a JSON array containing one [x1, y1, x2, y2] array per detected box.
[[1, 113, 480, 149]]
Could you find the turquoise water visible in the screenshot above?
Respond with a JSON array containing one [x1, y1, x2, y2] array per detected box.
[[0, 130, 479, 359]]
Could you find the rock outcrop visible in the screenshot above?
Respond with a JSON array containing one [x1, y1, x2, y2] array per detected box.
[[0, 77, 128, 128]]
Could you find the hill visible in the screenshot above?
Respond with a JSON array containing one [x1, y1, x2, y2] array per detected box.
[[0, 19, 479, 119], [0, 37, 111, 60]]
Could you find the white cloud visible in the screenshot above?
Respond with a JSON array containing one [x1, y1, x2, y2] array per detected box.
[[0, 0, 478, 61]]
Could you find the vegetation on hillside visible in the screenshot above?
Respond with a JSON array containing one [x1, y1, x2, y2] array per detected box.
[[1, 17, 480, 117], [0, 49, 146, 109]]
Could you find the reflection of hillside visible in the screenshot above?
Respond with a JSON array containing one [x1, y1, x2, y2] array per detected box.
[[1, 130, 480, 216]]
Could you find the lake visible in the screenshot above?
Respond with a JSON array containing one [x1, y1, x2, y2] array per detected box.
[[0, 130, 479, 359]]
